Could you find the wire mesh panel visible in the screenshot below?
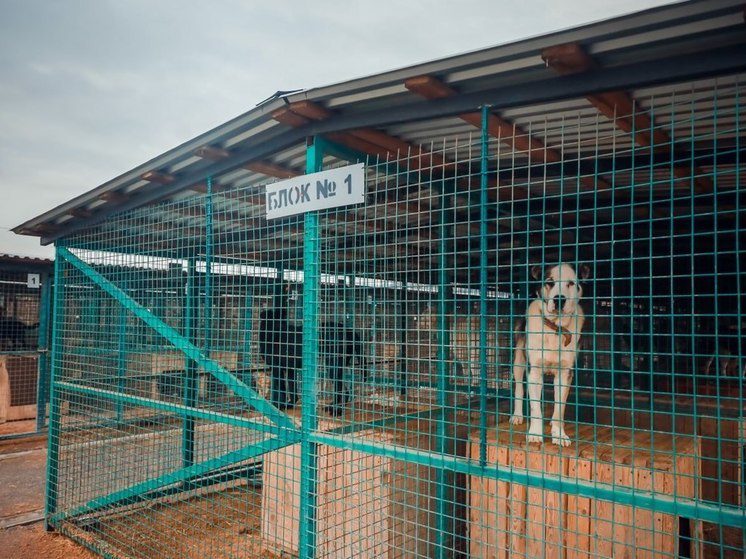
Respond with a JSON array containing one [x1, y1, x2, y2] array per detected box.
[[46, 75, 744, 558]]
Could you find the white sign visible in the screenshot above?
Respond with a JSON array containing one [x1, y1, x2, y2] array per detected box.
[[27, 273, 40, 289], [265, 163, 365, 220]]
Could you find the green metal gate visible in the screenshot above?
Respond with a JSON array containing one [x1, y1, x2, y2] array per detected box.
[[45, 78, 744, 559]]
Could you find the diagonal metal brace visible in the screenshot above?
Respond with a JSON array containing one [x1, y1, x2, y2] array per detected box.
[[58, 247, 298, 432]]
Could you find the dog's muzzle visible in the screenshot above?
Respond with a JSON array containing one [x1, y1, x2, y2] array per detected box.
[[553, 295, 567, 314]]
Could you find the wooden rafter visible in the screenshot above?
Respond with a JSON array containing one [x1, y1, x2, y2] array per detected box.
[[273, 102, 450, 172], [244, 161, 299, 179], [140, 170, 176, 185], [193, 145, 231, 161], [404, 75, 609, 191], [99, 190, 127, 204], [68, 208, 93, 219], [542, 43, 711, 193]]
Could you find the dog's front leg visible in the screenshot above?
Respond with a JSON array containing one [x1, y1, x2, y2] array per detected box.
[[551, 368, 572, 446], [526, 366, 544, 443], [510, 345, 526, 425]]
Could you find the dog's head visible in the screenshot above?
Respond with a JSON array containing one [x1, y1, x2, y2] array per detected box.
[[531, 263, 590, 317]]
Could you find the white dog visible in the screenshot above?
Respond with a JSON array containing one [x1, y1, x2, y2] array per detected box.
[[510, 263, 589, 446]]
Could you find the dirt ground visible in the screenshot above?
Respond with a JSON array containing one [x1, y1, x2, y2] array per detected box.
[[0, 427, 95, 558], [1, 523, 99, 559], [0, 424, 285, 559]]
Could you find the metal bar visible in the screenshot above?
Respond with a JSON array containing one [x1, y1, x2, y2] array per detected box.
[[240, 291, 254, 370], [114, 277, 128, 423], [435, 155, 455, 558], [54, 381, 288, 437], [35, 270, 52, 432], [182, 258, 198, 467], [310, 431, 746, 529], [478, 105, 489, 466], [44, 246, 65, 530], [54, 434, 300, 522], [56, 247, 297, 431], [299, 135, 324, 559]]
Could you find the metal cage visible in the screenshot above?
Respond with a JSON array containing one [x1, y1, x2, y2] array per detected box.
[[43, 77, 745, 558], [24, 3, 746, 556]]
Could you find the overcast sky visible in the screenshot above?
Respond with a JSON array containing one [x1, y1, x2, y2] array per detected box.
[[0, 0, 672, 258]]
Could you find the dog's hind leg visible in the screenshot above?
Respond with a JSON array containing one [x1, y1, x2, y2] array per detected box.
[[509, 340, 526, 425], [551, 368, 573, 446]]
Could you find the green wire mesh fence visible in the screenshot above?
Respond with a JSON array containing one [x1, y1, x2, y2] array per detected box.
[[46, 76, 743, 559]]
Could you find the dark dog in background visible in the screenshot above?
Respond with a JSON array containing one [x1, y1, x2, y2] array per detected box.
[[258, 306, 366, 415], [258, 307, 302, 410], [0, 317, 39, 351]]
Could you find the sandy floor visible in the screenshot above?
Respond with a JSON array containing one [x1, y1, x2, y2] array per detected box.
[[1, 523, 99, 559], [0, 432, 96, 558]]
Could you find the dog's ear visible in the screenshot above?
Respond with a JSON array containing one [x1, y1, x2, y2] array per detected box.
[[530, 265, 543, 281], [578, 264, 591, 280]]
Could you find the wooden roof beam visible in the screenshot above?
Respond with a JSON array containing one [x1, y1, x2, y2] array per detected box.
[[279, 101, 451, 171], [141, 170, 176, 185], [406, 76, 557, 162], [99, 190, 127, 204], [244, 161, 299, 179], [405, 75, 608, 191], [194, 145, 231, 161], [542, 43, 711, 193]]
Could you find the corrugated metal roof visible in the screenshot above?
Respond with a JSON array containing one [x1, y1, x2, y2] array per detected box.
[[13, 0, 746, 244], [0, 254, 54, 268]]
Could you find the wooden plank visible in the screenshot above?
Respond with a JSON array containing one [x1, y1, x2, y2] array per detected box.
[[508, 446, 527, 559], [633, 454, 655, 559], [612, 461, 634, 559], [525, 444, 546, 559], [565, 450, 593, 559], [0, 357, 7, 423], [495, 445, 510, 559], [468, 454, 489, 558], [544, 449, 565, 559], [592, 462, 614, 558]]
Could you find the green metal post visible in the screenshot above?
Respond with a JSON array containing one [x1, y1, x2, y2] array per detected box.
[[204, 177, 214, 358], [397, 280, 408, 397], [115, 278, 128, 423], [35, 270, 52, 432], [436, 169, 456, 557], [299, 136, 324, 559], [182, 258, 198, 468], [240, 291, 253, 370], [478, 105, 490, 465], [44, 246, 65, 530], [369, 289, 377, 380]]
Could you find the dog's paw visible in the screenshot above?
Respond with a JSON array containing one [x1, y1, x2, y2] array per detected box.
[[509, 414, 524, 425], [526, 433, 543, 444], [551, 430, 571, 447]]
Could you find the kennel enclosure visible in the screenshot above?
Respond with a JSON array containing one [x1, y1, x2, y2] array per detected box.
[[0, 253, 53, 436], [13, 1, 746, 557]]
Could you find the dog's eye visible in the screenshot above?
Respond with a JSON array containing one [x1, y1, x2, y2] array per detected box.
[[567, 281, 575, 287], [545, 279, 555, 287]]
